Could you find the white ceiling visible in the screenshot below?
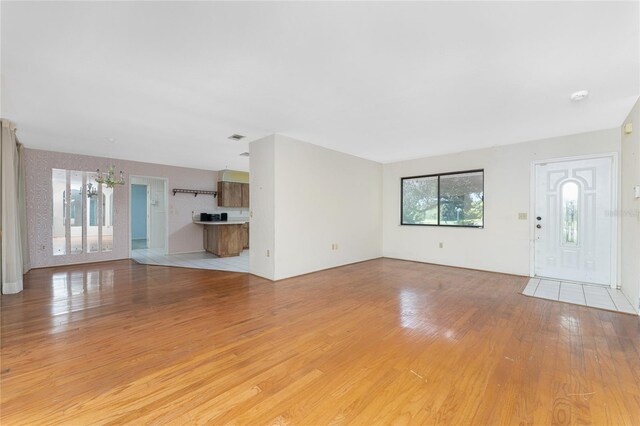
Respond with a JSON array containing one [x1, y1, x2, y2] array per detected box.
[[2, 1, 639, 171]]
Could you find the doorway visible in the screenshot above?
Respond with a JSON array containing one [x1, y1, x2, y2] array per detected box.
[[532, 154, 617, 287], [131, 184, 148, 249], [130, 176, 168, 256]]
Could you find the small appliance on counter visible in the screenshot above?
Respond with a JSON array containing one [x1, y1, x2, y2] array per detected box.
[[198, 213, 227, 222]]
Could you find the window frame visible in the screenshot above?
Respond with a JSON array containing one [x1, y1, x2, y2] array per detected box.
[[52, 168, 114, 256], [400, 169, 485, 228]]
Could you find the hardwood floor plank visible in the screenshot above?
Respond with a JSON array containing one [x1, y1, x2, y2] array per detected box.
[[1, 259, 639, 424]]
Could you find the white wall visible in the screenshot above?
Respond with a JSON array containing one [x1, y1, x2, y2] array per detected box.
[[249, 134, 383, 280], [383, 128, 621, 277], [272, 135, 382, 280], [620, 97, 640, 311], [249, 135, 276, 280]]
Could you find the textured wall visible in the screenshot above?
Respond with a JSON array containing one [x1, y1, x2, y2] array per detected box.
[[24, 148, 229, 268]]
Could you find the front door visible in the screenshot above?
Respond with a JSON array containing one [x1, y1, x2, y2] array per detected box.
[[534, 156, 614, 286]]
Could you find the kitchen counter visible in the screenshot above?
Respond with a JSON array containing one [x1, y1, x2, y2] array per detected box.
[[194, 220, 249, 226], [195, 220, 249, 257]]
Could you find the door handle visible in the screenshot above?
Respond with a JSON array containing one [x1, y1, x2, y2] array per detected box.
[[536, 224, 542, 229], [536, 216, 542, 221]]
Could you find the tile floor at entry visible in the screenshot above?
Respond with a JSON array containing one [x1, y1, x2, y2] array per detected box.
[[131, 248, 249, 273], [522, 278, 637, 314]]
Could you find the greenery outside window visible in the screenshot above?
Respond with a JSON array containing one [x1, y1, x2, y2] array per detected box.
[[401, 169, 484, 227]]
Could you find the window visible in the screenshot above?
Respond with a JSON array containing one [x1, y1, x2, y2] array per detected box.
[[561, 181, 579, 246], [52, 169, 114, 255], [401, 170, 484, 227]]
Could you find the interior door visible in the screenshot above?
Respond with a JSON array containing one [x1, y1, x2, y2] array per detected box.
[[534, 157, 613, 286], [149, 179, 167, 252]]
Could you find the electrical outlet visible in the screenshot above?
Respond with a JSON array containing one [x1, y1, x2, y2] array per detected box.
[[266, 249, 270, 257], [439, 242, 444, 248]]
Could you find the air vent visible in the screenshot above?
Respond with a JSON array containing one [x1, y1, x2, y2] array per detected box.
[[228, 134, 246, 141], [239, 152, 250, 157]]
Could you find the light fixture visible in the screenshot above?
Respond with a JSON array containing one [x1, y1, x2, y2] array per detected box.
[[86, 182, 98, 198], [95, 165, 125, 188], [228, 134, 246, 141], [570, 90, 589, 102], [239, 152, 250, 157]]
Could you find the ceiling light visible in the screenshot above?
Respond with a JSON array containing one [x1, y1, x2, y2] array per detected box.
[[570, 90, 589, 102], [228, 134, 245, 141], [239, 152, 250, 157], [95, 165, 125, 188]]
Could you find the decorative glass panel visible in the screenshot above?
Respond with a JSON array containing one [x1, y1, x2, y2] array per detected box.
[[69, 171, 84, 254], [101, 185, 114, 252], [52, 169, 67, 256], [86, 173, 100, 253], [561, 181, 579, 246]]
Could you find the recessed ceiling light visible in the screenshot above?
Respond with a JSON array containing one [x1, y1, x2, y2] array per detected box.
[[239, 152, 250, 157], [570, 90, 589, 102], [228, 134, 245, 141]]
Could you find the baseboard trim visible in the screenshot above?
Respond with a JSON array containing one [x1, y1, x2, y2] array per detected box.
[[382, 256, 528, 278], [272, 257, 384, 283], [28, 258, 132, 271]]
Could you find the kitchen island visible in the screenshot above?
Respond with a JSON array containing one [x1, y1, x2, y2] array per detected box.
[[194, 221, 249, 257]]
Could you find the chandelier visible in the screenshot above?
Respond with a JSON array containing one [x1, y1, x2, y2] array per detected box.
[[95, 165, 125, 188]]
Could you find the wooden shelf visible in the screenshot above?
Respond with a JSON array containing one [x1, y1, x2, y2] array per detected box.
[[172, 188, 217, 197]]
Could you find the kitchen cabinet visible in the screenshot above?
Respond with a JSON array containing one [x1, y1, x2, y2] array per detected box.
[[241, 183, 249, 208], [203, 223, 243, 257], [217, 182, 249, 208], [241, 222, 249, 249], [217, 182, 242, 207]]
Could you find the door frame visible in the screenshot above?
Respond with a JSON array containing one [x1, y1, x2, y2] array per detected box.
[[129, 175, 169, 257], [528, 152, 619, 288]]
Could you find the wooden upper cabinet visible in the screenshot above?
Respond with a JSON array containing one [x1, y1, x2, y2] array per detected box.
[[218, 182, 249, 208], [241, 183, 249, 208]]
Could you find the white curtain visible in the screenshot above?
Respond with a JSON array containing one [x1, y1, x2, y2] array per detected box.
[[1, 119, 29, 294]]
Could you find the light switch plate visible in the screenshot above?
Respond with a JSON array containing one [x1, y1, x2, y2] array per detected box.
[[518, 212, 528, 220]]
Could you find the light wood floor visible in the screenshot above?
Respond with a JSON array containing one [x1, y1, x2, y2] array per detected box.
[[1, 259, 639, 425]]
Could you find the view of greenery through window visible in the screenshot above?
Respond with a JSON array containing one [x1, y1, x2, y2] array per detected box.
[[402, 170, 484, 227]]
